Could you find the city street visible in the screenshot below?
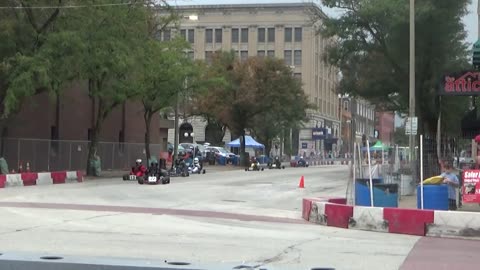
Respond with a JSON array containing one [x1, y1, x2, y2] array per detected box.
[[0, 166, 475, 269]]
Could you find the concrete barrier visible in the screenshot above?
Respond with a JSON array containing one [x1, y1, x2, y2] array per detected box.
[[0, 171, 83, 189], [309, 201, 327, 225], [349, 206, 388, 232], [427, 211, 480, 238]]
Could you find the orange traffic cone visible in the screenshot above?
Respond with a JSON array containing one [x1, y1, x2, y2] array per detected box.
[[298, 175, 305, 188]]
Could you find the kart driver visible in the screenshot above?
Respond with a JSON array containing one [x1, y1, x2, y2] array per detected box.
[[131, 159, 147, 177]]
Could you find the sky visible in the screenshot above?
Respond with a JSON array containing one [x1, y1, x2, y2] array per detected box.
[[169, 0, 479, 44]]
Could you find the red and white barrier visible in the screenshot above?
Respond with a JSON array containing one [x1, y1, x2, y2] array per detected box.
[[0, 171, 83, 188], [302, 197, 480, 238]]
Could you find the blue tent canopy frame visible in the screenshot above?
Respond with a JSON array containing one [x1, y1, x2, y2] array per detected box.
[[227, 135, 265, 149]]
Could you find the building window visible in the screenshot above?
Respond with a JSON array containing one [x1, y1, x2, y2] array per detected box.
[[232, 28, 239, 43], [215, 29, 222, 43], [258, 28, 265, 42], [343, 101, 348, 111], [267, 27, 275, 42], [294, 73, 301, 80], [294, 27, 302, 42], [257, 50, 265, 58], [294, 50, 302, 66], [240, 50, 248, 62], [187, 51, 194, 60], [284, 27, 292, 42], [205, 29, 213, 43], [163, 30, 171, 41], [187, 29, 194, 43], [241, 28, 248, 43], [180, 29, 186, 39], [284, 50, 292, 66], [267, 50, 275, 58], [205, 51, 213, 64]]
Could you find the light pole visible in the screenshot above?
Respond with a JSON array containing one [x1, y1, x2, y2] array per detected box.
[[408, 0, 416, 161], [173, 14, 198, 166]]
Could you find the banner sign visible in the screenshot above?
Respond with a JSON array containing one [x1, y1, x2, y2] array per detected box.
[[462, 170, 480, 203], [312, 128, 326, 140], [439, 71, 480, 96]]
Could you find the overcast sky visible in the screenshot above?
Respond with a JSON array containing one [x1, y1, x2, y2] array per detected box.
[[169, 0, 479, 44]]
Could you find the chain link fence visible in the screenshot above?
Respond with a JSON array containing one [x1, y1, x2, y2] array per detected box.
[[0, 138, 164, 172]]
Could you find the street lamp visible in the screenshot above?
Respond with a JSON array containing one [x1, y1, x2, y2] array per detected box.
[[173, 14, 199, 167], [408, 0, 415, 161]]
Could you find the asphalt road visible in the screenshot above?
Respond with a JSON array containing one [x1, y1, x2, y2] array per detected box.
[[0, 165, 476, 270]]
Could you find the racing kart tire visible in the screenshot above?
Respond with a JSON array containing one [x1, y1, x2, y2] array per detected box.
[[261, 168, 264, 171], [162, 176, 170, 184], [122, 174, 130, 181], [202, 169, 206, 174], [282, 166, 285, 169], [137, 177, 144, 185], [245, 168, 248, 171]]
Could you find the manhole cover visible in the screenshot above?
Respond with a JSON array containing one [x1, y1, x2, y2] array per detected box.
[[222, 200, 246, 203], [40, 256, 63, 260], [167, 262, 191, 266]]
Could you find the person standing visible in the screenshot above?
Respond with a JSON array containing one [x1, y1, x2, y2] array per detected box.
[[441, 163, 460, 210]]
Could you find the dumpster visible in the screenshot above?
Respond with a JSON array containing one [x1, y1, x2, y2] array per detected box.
[[217, 156, 227, 165], [355, 179, 398, 207], [417, 184, 448, 210]]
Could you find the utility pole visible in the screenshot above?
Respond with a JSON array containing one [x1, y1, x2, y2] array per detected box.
[[408, 0, 416, 161]]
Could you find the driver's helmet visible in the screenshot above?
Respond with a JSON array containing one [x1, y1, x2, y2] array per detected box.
[[275, 156, 279, 160], [136, 159, 142, 165], [193, 157, 199, 164], [300, 156, 304, 159]]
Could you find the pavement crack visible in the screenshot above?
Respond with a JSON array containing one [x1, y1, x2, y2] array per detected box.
[[252, 237, 322, 268]]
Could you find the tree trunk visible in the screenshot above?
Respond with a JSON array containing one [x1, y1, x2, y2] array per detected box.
[[265, 140, 272, 159], [144, 111, 153, 164], [240, 130, 247, 167], [86, 99, 105, 176]]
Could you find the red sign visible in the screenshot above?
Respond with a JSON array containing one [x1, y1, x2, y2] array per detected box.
[[462, 170, 480, 203], [439, 71, 480, 96]]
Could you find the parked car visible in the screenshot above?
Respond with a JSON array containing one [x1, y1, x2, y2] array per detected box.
[[180, 143, 206, 160], [204, 146, 236, 163]]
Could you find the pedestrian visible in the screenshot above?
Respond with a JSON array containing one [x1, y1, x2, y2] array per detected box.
[[441, 163, 459, 210]]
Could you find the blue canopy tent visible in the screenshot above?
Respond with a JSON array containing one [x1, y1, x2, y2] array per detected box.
[[227, 135, 265, 149]]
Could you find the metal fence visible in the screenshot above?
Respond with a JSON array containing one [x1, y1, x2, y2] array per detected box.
[[1, 138, 164, 172]]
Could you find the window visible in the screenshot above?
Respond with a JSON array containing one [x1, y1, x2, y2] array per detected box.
[[267, 28, 275, 42], [215, 29, 222, 43], [284, 27, 292, 42], [257, 50, 265, 58], [284, 50, 292, 65], [294, 50, 302, 66], [187, 29, 194, 43], [241, 28, 248, 43], [267, 50, 275, 58], [294, 27, 302, 42], [205, 51, 213, 64], [187, 51, 194, 60], [258, 28, 265, 42], [163, 30, 171, 41], [180, 29, 186, 39], [240, 50, 248, 62], [344, 101, 348, 111], [231, 28, 239, 43], [205, 29, 213, 43]]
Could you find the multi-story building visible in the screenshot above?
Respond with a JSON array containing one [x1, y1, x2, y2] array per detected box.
[[351, 98, 376, 147], [375, 111, 395, 145], [166, 3, 340, 155], [339, 96, 353, 155]]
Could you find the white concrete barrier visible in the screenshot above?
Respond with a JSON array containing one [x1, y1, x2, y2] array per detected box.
[[6, 174, 23, 187], [66, 171, 79, 182], [427, 211, 480, 238], [309, 201, 327, 225], [36, 172, 53, 185], [349, 206, 388, 232]]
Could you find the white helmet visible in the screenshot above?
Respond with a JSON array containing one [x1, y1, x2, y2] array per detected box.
[[136, 159, 142, 163], [194, 157, 199, 163]]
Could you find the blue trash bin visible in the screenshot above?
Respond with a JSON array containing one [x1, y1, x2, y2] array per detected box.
[[355, 179, 398, 207], [217, 156, 226, 166], [417, 184, 449, 210]]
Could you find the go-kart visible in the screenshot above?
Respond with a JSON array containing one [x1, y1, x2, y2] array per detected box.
[[245, 161, 264, 171], [123, 167, 146, 181], [138, 170, 170, 185], [188, 164, 206, 174], [167, 159, 190, 177], [268, 162, 285, 169], [296, 159, 309, 168]]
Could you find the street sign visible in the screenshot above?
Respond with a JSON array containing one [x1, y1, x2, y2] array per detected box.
[[405, 117, 418, 135]]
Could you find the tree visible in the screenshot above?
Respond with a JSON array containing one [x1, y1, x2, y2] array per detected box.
[[314, 0, 471, 136], [197, 52, 310, 165], [135, 37, 196, 163], [249, 60, 310, 157]]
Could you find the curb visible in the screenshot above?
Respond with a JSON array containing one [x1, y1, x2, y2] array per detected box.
[[0, 171, 83, 188], [302, 197, 480, 238]]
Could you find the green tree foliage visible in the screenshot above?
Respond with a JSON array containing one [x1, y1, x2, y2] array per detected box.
[[197, 52, 310, 165], [249, 59, 310, 157], [315, 0, 471, 136]]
